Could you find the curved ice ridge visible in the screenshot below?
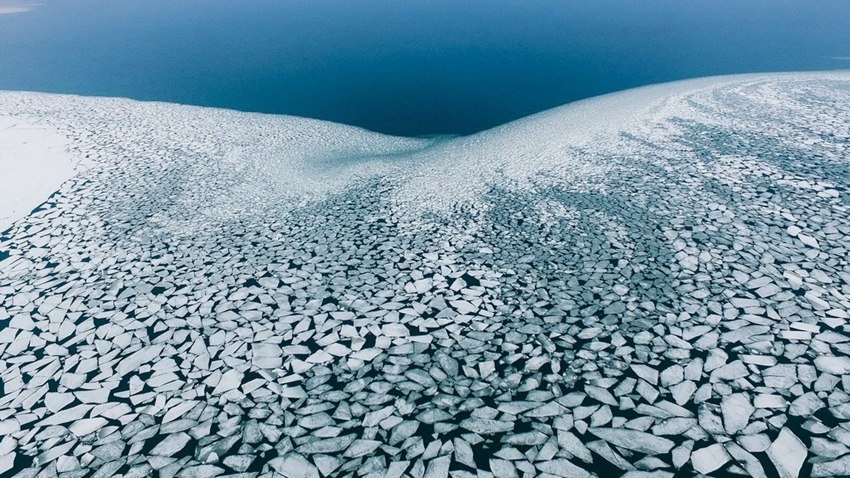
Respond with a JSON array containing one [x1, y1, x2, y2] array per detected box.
[[0, 71, 850, 478]]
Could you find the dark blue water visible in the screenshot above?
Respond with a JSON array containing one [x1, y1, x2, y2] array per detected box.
[[1, 0, 848, 136]]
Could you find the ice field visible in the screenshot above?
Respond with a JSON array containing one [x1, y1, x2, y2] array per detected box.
[[1, 72, 850, 477]]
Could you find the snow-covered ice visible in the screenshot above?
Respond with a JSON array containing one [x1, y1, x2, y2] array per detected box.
[[0, 115, 86, 231]]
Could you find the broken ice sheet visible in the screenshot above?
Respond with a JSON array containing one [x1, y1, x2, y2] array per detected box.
[[1, 73, 850, 477]]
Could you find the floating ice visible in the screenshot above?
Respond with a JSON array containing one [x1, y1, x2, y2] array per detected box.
[[1, 72, 850, 476]]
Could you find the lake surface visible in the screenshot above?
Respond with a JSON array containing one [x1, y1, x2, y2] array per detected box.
[[1, 0, 848, 136]]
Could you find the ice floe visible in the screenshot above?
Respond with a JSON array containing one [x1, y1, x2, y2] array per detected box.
[[0, 71, 850, 477]]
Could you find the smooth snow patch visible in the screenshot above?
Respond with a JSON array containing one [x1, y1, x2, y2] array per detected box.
[[0, 116, 82, 231]]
